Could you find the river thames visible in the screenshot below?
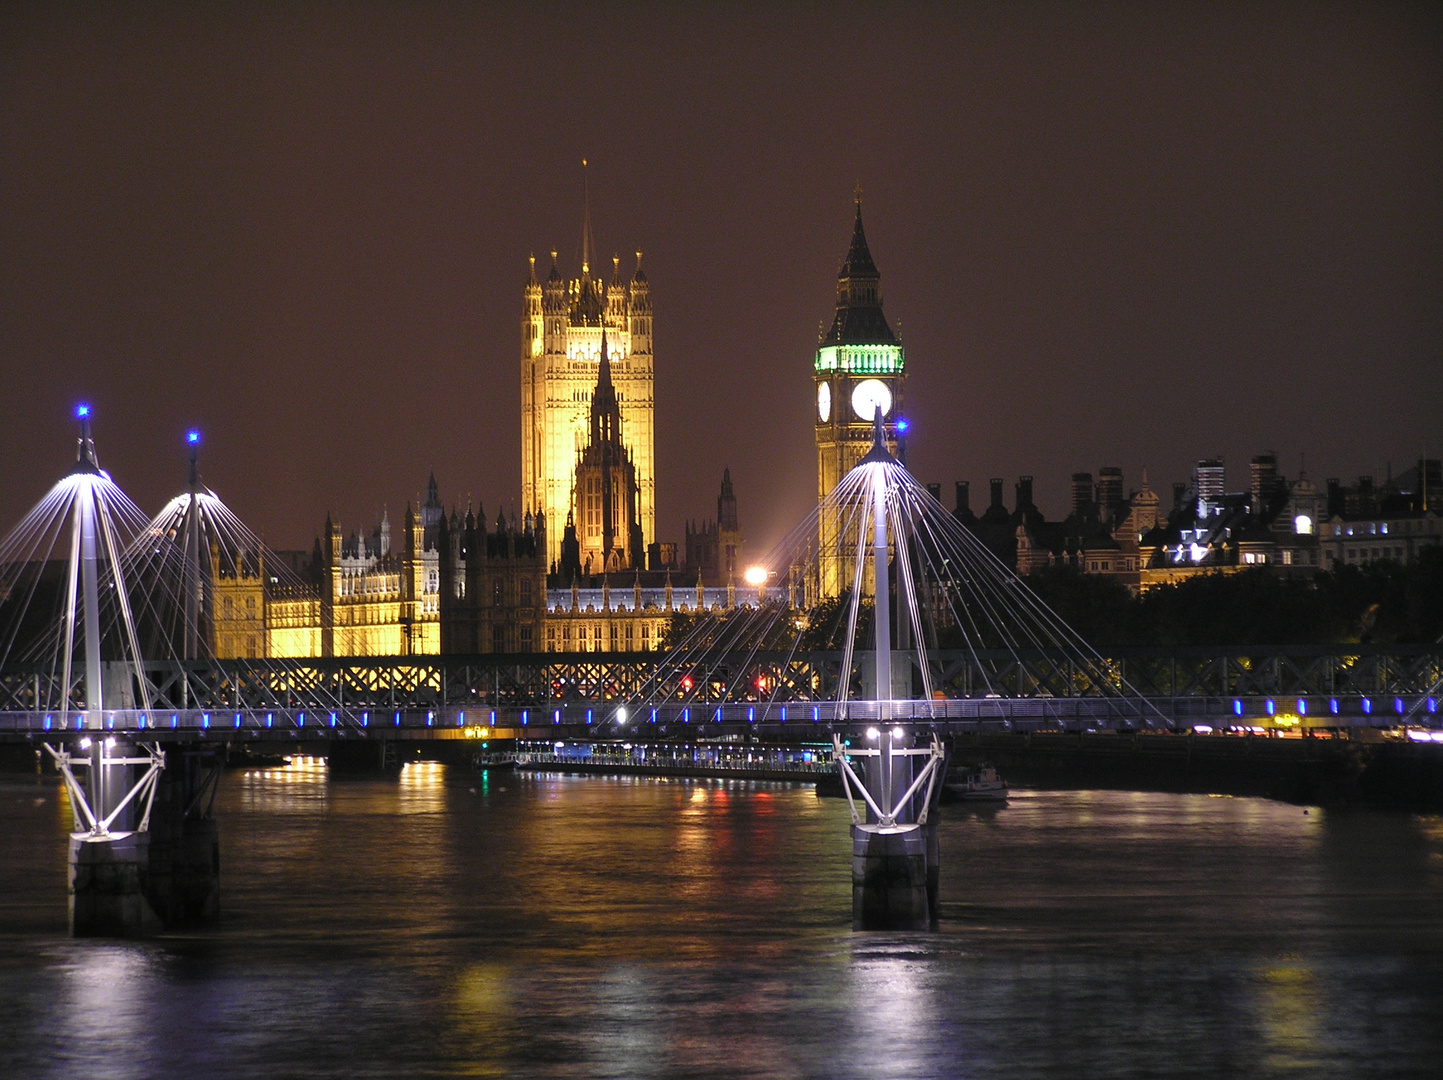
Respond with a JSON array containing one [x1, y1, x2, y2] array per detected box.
[[1, 761, 1440, 1078]]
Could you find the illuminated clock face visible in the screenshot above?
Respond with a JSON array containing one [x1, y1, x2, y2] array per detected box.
[[851, 379, 892, 421], [817, 382, 831, 422]]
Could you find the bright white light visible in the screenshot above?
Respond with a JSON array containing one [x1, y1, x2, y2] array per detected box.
[[616, 707, 628, 724], [892, 727, 905, 740], [743, 565, 768, 587], [1189, 542, 1207, 562], [866, 727, 880, 740], [1194, 725, 1213, 734], [1294, 514, 1313, 535], [553, 741, 565, 749], [78, 737, 92, 750], [851, 379, 892, 420], [104, 737, 115, 749], [817, 381, 831, 422]]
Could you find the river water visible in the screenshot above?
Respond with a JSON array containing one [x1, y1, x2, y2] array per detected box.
[[1, 760, 1440, 1079]]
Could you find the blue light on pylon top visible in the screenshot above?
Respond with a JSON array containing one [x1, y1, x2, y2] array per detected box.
[[896, 419, 909, 433], [76, 404, 90, 418], [187, 430, 200, 444]]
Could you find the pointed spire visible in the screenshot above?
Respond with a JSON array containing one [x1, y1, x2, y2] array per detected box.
[[70, 404, 101, 475], [633, 249, 647, 283], [860, 404, 895, 465], [597, 324, 612, 390], [842, 184, 880, 279], [186, 429, 202, 493], [580, 158, 594, 275], [528, 253, 537, 285], [823, 190, 896, 347]]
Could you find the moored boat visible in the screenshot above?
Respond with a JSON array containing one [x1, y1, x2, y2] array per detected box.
[[949, 763, 1008, 801]]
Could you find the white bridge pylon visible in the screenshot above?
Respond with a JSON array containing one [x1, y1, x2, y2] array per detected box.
[[0, 407, 165, 838], [834, 729, 945, 829]]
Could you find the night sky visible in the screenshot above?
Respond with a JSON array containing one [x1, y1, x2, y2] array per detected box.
[[2, 2, 1439, 556]]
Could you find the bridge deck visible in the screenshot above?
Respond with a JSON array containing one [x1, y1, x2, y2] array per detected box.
[[0, 689, 1436, 744]]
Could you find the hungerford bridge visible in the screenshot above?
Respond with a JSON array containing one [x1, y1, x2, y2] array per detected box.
[[2, 409, 1440, 935], [2, 645, 1441, 741]]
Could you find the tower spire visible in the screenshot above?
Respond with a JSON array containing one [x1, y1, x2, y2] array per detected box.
[[822, 188, 894, 347], [861, 405, 894, 464], [71, 404, 100, 476], [187, 429, 202, 493], [580, 158, 594, 275]]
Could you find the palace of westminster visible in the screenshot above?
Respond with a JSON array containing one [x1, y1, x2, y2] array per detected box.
[[208, 199, 1442, 661]]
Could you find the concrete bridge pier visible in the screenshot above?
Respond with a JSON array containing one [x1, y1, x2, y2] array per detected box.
[[851, 822, 930, 931], [61, 738, 161, 937], [69, 829, 158, 937], [838, 731, 946, 931], [47, 735, 170, 936], [144, 746, 222, 927]]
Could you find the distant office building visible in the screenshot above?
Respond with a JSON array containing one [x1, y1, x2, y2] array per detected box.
[[937, 454, 1365, 593], [1320, 459, 1441, 569]]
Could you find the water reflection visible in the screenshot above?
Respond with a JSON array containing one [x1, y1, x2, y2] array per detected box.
[[1254, 958, 1325, 1072], [235, 755, 329, 815], [844, 941, 941, 1079], [2, 776, 1442, 1078], [398, 760, 446, 814], [48, 944, 165, 1079]]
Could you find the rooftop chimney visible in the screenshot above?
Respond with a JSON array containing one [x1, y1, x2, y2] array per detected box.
[[1016, 476, 1034, 510]]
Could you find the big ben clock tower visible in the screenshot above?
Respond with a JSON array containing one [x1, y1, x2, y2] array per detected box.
[[814, 192, 907, 596]]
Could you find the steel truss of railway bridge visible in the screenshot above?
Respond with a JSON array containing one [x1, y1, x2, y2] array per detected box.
[[1, 644, 1439, 740]]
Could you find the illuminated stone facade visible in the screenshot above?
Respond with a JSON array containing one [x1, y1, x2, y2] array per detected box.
[[571, 329, 644, 575], [522, 241, 654, 569], [542, 579, 749, 654], [208, 505, 440, 659], [321, 509, 440, 657]]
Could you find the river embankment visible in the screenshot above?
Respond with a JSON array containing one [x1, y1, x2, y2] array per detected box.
[[950, 730, 1443, 812]]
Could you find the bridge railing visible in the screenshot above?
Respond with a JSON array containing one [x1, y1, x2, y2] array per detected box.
[[2, 645, 1439, 713], [1, 690, 1437, 736]]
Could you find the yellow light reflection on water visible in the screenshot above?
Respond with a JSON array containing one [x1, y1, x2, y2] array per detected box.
[[399, 760, 446, 814], [1254, 958, 1324, 1071]]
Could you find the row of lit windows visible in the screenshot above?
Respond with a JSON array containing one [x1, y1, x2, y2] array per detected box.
[[1085, 557, 1136, 573], [338, 573, 399, 598], [546, 622, 657, 651], [1333, 518, 1439, 538]]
